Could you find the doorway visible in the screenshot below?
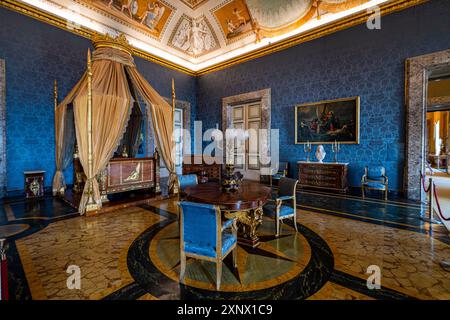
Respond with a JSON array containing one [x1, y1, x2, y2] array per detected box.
[[426, 110, 450, 173], [0, 60, 5, 197], [174, 107, 183, 174], [222, 89, 271, 182], [405, 49, 450, 200], [231, 102, 261, 180]]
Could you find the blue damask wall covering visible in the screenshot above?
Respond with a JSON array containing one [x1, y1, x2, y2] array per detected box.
[[0, 7, 196, 192], [1, 0, 450, 193], [196, 0, 450, 191]]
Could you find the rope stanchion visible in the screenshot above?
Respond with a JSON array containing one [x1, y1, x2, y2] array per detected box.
[[420, 171, 431, 193], [419, 173, 441, 225], [432, 183, 450, 222], [432, 186, 450, 272], [0, 239, 8, 300]]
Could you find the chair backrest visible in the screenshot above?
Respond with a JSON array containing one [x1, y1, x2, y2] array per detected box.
[[365, 166, 386, 180], [178, 201, 219, 253], [278, 177, 298, 197], [279, 162, 289, 170], [276, 162, 289, 173], [178, 174, 198, 191]]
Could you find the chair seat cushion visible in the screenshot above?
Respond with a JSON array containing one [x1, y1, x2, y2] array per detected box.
[[263, 203, 295, 217], [185, 231, 236, 258], [363, 181, 386, 190]]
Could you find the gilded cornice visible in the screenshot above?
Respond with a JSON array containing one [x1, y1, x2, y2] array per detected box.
[[0, 0, 430, 76], [0, 0, 196, 76], [196, 0, 430, 75]]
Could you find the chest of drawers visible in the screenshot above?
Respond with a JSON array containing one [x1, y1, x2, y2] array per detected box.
[[182, 155, 222, 181], [297, 162, 348, 193]]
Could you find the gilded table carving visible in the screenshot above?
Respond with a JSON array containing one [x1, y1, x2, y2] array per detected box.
[[185, 181, 271, 248]]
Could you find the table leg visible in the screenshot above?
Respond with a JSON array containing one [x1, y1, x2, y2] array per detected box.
[[227, 207, 264, 248]]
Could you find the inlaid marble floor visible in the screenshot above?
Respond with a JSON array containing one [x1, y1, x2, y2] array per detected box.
[[2, 194, 449, 300]]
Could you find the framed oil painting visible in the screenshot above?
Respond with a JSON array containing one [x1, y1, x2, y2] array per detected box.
[[295, 97, 360, 144]]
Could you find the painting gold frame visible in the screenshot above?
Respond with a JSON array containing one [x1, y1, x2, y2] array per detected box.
[[294, 96, 360, 145]]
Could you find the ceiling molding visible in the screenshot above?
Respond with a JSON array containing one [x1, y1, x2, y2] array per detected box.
[[195, 0, 430, 75], [0, 0, 197, 75], [0, 0, 430, 77]]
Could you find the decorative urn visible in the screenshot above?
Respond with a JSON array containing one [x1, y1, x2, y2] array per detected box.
[[221, 164, 240, 193]]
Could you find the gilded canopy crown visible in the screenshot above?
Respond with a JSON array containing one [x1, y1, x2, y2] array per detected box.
[[92, 33, 133, 55]]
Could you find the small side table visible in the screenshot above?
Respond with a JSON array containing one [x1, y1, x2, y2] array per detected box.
[[24, 171, 45, 198]]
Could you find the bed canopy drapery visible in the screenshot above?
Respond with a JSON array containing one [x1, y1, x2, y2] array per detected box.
[[52, 33, 178, 214]]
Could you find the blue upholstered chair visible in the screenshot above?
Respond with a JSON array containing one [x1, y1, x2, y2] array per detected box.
[[263, 177, 299, 237], [361, 166, 389, 200], [177, 174, 198, 200], [178, 201, 237, 290], [178, 174, 198, 192], [269, 162, 289, 186]]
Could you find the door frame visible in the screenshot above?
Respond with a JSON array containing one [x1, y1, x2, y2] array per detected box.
[[222, 88, 271, 180], [405, 49, 450, 201], [230, 102, 262, 180], [0, 60, 6, 197], [154, 98, 191, 178]]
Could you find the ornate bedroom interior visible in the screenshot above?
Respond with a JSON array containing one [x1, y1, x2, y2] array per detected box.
[[0, 0, 449, 304]]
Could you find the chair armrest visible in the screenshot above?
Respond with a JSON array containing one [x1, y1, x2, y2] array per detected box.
[[276, 195, 294, 208], [361, 174, 367, 184], [382, 175, 389, 185], [221, 218, 236, 232], [277, 195, 294, 201]]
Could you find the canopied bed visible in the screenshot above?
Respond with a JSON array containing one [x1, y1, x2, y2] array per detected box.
[[52, 33, 178, 214]]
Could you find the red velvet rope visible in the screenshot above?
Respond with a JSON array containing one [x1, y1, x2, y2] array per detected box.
[[432, 183, 450, 222], [420, 172, 431, 193], [1, 259, 8, 300]]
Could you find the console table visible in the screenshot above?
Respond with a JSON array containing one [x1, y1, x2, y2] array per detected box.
[[297, 162, 349, 193]]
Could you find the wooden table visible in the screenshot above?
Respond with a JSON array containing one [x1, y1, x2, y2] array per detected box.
[[185, 181, 272, 248]]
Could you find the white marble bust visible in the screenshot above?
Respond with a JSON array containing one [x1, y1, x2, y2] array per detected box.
[[315, 145, 326, 163]]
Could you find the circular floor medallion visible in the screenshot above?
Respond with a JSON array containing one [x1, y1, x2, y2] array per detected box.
[[150, 219, 312, 292], [126, 209, 334, 299], [0, 224, 30, 238]]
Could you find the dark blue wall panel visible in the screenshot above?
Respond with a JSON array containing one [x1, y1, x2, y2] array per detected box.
[[0, 7, 196, 192], [196, 0, 450, 191]]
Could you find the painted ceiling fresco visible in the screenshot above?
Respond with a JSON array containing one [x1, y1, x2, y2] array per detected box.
[[82, 0, 175, 38], [14, 0, 389, 71], [179, 0, 210, 9]]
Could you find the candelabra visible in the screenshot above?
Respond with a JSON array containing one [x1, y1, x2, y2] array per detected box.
[[304, 141, 312, 162], [332, 140, 340, 163]]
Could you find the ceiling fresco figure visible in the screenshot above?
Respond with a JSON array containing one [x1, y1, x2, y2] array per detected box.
[[139, 1, 165, 29], [170, 15, 219, 57], [119, 0, 139, 18], [92, 0, 172, 37], [213, 0, 254, 42]]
